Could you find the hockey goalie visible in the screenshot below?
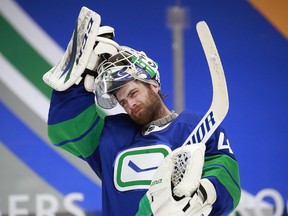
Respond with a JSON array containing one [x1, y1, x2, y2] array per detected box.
[[43, 6, 241, 216]]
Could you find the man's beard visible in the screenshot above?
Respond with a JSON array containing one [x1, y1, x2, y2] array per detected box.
[[130, 89, 162, 126]]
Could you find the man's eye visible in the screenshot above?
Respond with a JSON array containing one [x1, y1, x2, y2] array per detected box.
[[131, 90, 138, 97]]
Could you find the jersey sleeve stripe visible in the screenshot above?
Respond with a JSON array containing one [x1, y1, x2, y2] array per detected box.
[[203, 154, 241, 210], [53, 115, 101, 147], [48, 104, 104, 158]]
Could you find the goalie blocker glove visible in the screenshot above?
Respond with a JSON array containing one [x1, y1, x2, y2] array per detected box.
[[43, 6, 120, 91], [186, 178, 217, 216], [136, 143, 216, 216]]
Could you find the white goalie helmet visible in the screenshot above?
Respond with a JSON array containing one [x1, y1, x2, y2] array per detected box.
[[94, 46, 160, 109]]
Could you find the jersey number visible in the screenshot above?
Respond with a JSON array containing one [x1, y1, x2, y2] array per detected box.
[[217, 132, 233, 154]]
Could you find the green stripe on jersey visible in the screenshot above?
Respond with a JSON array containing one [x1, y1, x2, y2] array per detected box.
[[48, 105, 104, 158], [203, 154, 241, 210], [0, 15, 52, 98], [136, 194, 152, 216], [57, 119, 104, 158]]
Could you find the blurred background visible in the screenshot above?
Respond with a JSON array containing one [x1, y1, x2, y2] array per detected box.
[[1, 0, 287, 215]]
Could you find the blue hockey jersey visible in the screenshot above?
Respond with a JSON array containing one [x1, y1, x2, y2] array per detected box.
[[47, 85, 240, 215]]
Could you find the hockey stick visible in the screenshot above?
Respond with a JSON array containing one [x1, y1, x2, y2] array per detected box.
[[183, 21, 229, 146], [143, 22, 229, 210]]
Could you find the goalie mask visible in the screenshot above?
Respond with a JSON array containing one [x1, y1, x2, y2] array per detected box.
[[94, 46, 160, 109]]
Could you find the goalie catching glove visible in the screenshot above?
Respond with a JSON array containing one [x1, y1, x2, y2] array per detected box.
[[43, 6, 120, 91], [136, 143, 216, 216]]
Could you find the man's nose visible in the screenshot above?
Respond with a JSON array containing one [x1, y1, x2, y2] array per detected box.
[[127, 99, 136, 110]]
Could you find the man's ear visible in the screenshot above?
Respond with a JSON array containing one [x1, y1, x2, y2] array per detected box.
[[150, 82, 160, 93]]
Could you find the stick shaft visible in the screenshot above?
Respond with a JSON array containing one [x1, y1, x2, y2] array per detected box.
[[183, 21, 229, 146]]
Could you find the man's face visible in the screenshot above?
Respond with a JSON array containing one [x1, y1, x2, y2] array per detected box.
[[115, 80, 162, 125]]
